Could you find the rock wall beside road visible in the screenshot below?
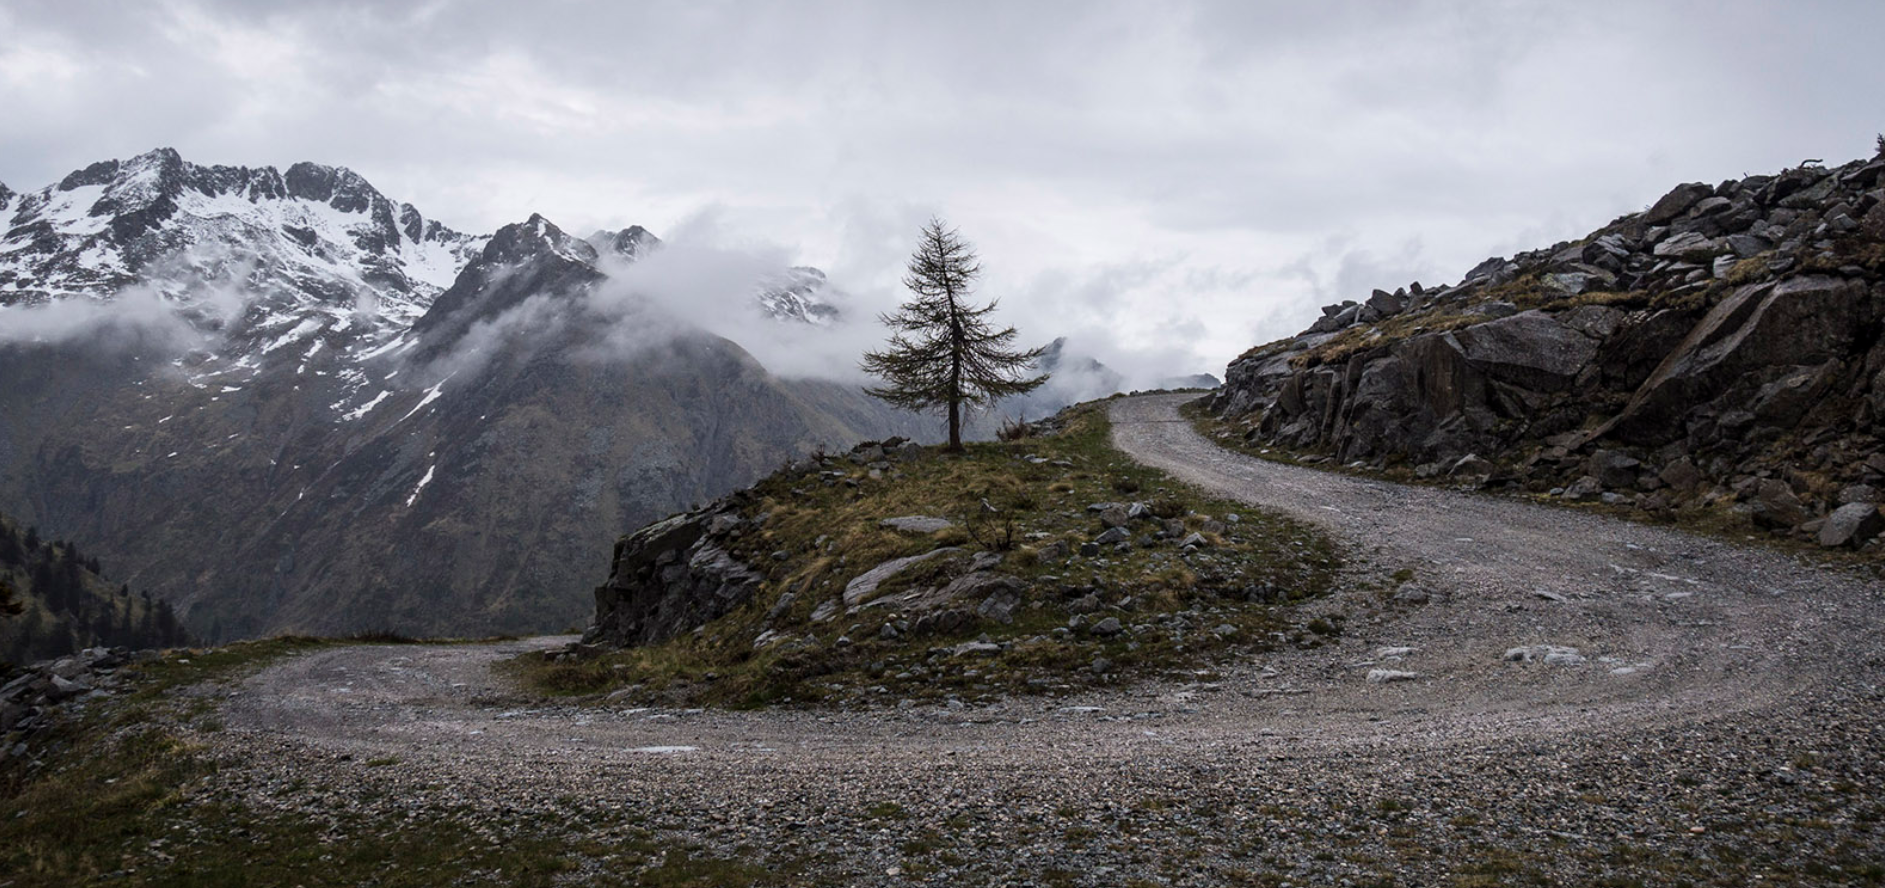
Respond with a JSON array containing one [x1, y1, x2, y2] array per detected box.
[[1211, 151, 1885, 549]]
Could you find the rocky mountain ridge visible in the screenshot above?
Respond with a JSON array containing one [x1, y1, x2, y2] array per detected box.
[[1208, 147, 1885, 549], [0, 149, 918, 640]]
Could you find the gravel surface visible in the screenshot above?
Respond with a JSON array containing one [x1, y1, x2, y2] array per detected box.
[[201, 394, 1885, 886]]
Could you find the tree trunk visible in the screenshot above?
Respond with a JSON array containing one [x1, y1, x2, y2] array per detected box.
[[946, 311, 964, 451]]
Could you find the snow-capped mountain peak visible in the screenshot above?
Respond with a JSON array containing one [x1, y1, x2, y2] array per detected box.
[[1, 148, 489, 317], [586, 225, 661, 262], [481, 213, 598, 268], [755, 266, 841, 325]]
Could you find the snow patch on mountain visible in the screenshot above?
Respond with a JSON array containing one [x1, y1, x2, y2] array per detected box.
[[755, 266, 841, 325]]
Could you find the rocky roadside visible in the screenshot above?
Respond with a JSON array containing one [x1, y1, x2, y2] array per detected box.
[[1210, 150, 1885, 554], [0, 645, 149, 768]]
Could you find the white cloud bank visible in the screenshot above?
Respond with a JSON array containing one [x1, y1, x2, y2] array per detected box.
[[4, 0, 1884, 377]]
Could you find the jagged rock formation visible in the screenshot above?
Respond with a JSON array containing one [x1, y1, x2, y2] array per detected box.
[[0, 149, 930, 640], [1211, 149, 1885, 547], [584, 506, 767, 648], [0, 147, 483, 314], [586, 436, 926, 648]]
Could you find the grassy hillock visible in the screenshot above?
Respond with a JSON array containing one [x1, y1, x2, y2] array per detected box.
[[514, 401, 1344, 707]]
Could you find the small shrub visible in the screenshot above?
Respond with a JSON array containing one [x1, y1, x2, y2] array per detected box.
[[1149, 497, 1186, 519], [962, 504, 1018, 551], [1112, 476, 1141, 494], [348, 630, 421, 644], [996, 415, 1034, 441]]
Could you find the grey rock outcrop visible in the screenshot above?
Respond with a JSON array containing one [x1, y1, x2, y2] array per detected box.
[[1207, 150, 1885, 541], [2, 646, 141, 764], [585, 505, 767, 647], [880, 516, 956, 534]]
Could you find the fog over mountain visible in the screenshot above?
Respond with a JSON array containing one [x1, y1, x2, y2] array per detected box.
[[0, 148, 951, 639], [7, 1, 1877, 379]]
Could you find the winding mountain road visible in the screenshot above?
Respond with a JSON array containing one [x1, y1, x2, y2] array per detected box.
[[208, 394, 1885, 885]]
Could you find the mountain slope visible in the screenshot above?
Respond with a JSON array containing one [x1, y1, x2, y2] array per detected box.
[[0, 149, 930, 640], [1208, 149, 1885, 548], [0, 512, 191, 665]]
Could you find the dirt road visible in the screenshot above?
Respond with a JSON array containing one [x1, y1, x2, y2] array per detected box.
[[209, 394, 1885, 885]]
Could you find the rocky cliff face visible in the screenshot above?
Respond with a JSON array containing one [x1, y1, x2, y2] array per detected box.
[[0, 149, 932, 640], [1210, 149, 1885, 548]]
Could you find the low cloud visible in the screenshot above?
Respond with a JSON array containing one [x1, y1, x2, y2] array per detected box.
[[0, 288, 198, 349], [0, 252, 250, 352], [584, 219, 897, 382]]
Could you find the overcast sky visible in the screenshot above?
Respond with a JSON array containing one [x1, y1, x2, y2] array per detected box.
[[4, 0, 1882, 379]]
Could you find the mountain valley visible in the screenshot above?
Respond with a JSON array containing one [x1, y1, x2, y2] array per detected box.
[[0, 149, 923, 640]]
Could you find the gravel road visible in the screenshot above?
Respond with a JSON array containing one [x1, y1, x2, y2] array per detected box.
[[206, 394, 1885, 885]]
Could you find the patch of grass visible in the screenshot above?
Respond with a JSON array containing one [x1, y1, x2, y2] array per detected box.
[[509, 402, 1344, 708], [865, 801, 910, 821]]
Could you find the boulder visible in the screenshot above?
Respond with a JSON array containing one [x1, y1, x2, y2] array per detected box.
[[1093, 526, 1131, 545], [1561, 476, 1602, 501], [1098, 505, 1131, 529], [1542, 272, 1598, 296], [1367, 288, 1405, 316], [1651, 231, 1724, 261], [1450, 311, 1598, 393], [47, 675, 90, 700], [880, 516, 956, 534], [1607, 278, 1866, 444], [1749, 361, 1841, 427], [1818, 503, 1884, 548], [1750, 479, 1807, 530], [1726, 233, 1773, 258], [1586, 449, 1642, 488], [843, 548, 964, 606], [911, 609, 976, 636], [1450, 453, 1495, 483], [1309, 303, 1361, 333], [1642, 182, 1713, 225], [973, 583, 1025, 625], [1658, 457, 1703, 493], [1462, 256, 1511, 283]]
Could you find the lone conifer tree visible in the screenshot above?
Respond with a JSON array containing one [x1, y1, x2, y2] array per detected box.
[[862, 219, 1048, 451]]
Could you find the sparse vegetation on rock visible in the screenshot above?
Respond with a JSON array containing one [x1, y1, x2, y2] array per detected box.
[[522, 402, 1342, 707]]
